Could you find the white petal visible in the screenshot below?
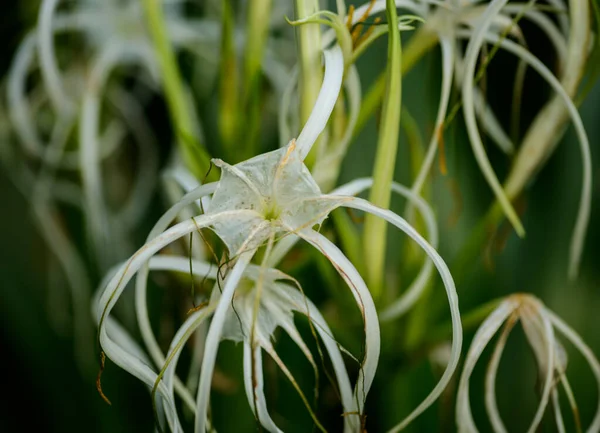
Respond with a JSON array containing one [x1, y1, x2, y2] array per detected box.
[[135, 182, 217, 401], [330, 178, 438, 321], [312, 63, 361, 190], [546, 310, 600, 431], [194, 250, 255, 432], [299, 229, 380, 414], [484, 315, 517, 433], [277, 283, 359, 432], [295, 45, 344, 161], [409, 37, 454, 201], [38, 0, 73, 113], [459, 31, 592, 279], [333, 196, 460, 432], [7, 32, 44, 158], [161, 305, 214, 419], [460, 0, 525, 237], [456, 299, 518, 433], [243, 343, 283, 433]]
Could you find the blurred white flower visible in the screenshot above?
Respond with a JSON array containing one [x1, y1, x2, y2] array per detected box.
[[456, 293, 600, 433], [96, 44, 461, 432]]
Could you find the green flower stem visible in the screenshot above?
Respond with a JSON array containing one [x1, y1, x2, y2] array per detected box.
[[243, 0, 273, 156], [218, 0, 239, 159], [363, 0, 403, 301], [355, 26, 438, 138], [295, 0, 323, 167], [142, 0, 214, 180]]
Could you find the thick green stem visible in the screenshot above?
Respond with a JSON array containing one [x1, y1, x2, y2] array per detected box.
[[363, 0, 403, 301], [218, 0, 239, 159], [243, 0, 273, 156], [142, 0, 213, 180], [355, 26, 438, 138], [295, 0, 323, 167]]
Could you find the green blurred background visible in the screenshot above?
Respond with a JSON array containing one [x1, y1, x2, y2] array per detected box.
[[1, 1, 599, 432]]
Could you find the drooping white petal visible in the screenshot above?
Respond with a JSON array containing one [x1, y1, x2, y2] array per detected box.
[[456, 30, 592, 279], [328, 196, 460, 432], [295, 45, 344, 161], [161, 305, 214, 419], [312, 63, 361, 190], [79, 42, 125, 269], [456, 299, 518, 433], [7, 32, 43, 158], [38, 0, 73, 113], [484, 315, 518, 433], [98, 211, 250, 332], [330, 178, 438, 321], [552, 388, 566, 433], [409, 37, 454, 201], [107, 87, 158, 229], [298, 229, 380, 415], [135, 182, 217, 386], [523, 306, 556, 433], [243, 343, 283, 433], [194, 251, 255, 432], [460, 0, 525, 237], [277, 283, 359, 433], [546, 310, 600, 431]]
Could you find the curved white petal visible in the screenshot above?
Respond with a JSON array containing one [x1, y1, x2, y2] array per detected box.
[[460, 0, 525, 237], [456, 299, 518, 433], [295, 45, 344, 161], [546, 310, 600, 432], [243, 343, 283, 433], [409, 37, 454, 200], [194, 251, 255, 432], [329, 196, 460, 432], [38, 0, 73, 113], [484, 315, 517, 433], [455, 30, 592, 278], [298, 229, 379, 415], [330, 178, 438, 321], [277, 283, 358, 432]]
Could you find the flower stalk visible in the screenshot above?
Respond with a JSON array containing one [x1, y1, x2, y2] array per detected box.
[[142, 0, 213, 179], [363, 0, 403, 300], [295, 0, 323, 167]]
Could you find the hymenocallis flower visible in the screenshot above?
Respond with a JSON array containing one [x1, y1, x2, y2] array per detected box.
[[96, 45, 462, 432], [6, 0, 232, 269], [344, 0, 592, 278], [456, 293, 600, 432]]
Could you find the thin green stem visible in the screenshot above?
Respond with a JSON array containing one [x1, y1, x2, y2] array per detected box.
[[142, 0, 214, 179], [363, 0, 403, 301]]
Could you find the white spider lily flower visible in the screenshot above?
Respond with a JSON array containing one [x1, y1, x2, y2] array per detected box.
[[456, 294, 600, 433], [458, 0, 591, 278], [335, 0, 589, 275], [95, 254, 356, 432], [375, 0, 590, 278], [97, 44, 461, 431]]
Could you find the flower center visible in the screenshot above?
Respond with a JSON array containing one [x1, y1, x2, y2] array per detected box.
[[262, 200, 281, 222]]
